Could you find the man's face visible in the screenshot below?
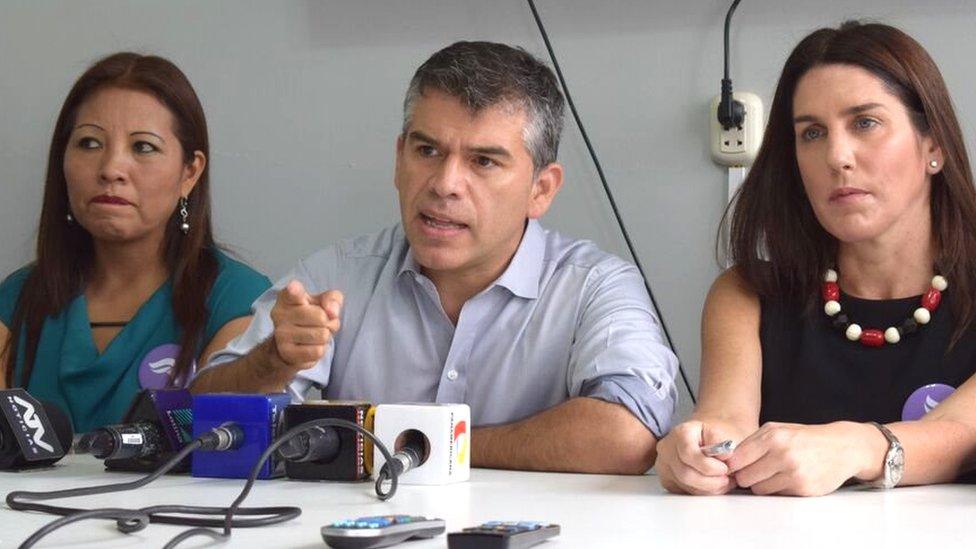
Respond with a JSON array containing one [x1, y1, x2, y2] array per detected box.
[[394, 89, 562, 283]]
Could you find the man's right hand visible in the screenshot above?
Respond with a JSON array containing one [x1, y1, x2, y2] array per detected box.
[[269, 280, 344, 372]]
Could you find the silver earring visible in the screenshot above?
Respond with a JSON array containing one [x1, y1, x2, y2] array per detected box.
[[66, 213, 74, 224], [179, 197, 190, 234], [930, 160, 939, 169]]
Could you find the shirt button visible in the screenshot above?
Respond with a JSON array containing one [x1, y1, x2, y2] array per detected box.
[[446, 370, 458, 381]]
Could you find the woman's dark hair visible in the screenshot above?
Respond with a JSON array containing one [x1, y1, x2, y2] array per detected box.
[[3, 52, 217, 386], [724, 21, 976, 344]]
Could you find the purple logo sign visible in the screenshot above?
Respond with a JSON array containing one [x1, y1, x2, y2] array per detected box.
[[902, 383, 955, 421], [139, 344, 194, 389]]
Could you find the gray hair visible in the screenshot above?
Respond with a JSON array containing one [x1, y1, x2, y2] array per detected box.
[[402, 41, 565, 170]]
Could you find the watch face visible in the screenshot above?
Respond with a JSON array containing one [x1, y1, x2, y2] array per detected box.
[[886, 447, 905, 486]]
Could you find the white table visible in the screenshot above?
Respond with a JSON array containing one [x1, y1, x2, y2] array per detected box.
[[0, 456, 972, 548]]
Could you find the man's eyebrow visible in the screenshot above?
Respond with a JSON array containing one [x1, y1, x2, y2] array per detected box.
[[467, 145, 512, 159], [408, 130, 512, 159], [407, 130, 440, 147]]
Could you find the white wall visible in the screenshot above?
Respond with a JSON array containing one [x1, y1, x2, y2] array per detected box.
[[3, 1, 976, 419]]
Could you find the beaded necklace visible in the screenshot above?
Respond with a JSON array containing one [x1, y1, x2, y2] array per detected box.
[[821, 268, 947, 347]]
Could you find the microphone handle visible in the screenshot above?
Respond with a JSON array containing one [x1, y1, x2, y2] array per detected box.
[[387, 446, 423, 476], [78, 422, 163, 460]]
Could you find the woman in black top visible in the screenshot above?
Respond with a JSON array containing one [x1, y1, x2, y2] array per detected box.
[[657, 21, 976, 496]]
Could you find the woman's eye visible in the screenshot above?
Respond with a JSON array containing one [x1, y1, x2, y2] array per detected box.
[[801, 127, 823, 141], [77, 137, 100, 149], [854, 117, 879, 131], [134, 141, 158, 154]]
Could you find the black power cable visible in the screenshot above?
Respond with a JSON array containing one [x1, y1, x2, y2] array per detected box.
[[723, 0, 741, 82], [719, 0, 745, 129], [7, 418, 400, 549], [527, 0, 696, 404]]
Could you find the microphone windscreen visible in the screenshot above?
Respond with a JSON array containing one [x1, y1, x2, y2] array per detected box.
[[373, 403, 470, 485], [0, 390, 72, 469], [38, 400, 74, 452]]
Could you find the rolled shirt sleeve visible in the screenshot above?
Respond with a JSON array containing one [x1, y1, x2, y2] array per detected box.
[[569, 257, 679, 438]]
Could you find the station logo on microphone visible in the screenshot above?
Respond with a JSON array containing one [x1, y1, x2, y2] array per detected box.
[[453, 419, 468, 467]]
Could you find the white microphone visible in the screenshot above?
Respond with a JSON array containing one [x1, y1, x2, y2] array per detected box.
[[372, 403, 470, 485]]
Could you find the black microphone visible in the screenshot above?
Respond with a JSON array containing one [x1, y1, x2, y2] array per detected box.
[[76, 421, 163, 460], [74, 389, 194, 473], [279, 400, 374, 481], [276, 424, 340, 463], [76, 419, 243, 459], [0, 389, 73, 470]]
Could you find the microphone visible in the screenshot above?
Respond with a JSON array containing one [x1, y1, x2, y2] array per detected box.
[[381, 428, 428, 478], [76, 421, 163, 460], [191, 393, 291, 480], [277, 400, 374, 481], [74, 389, 194, 473], [373, 403, 470, 485], [0, 389, 73, 470]]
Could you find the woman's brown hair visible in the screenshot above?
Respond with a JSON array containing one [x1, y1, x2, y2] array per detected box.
[[3, 52, 218, 386], [725, 21, 976, 344]]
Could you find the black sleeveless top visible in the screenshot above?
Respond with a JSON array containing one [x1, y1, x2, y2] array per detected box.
[[760, 292, 976, 425]]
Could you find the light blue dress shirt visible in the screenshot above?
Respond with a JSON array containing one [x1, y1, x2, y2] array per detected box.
[[207, 220, 679, 436]]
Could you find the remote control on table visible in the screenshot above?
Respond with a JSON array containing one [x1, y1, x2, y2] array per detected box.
[[447, 521, 560, 549], [321, 515, 445, 549]]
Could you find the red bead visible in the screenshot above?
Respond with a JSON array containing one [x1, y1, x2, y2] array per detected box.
[[822, 282, 840, 302], [922, 289, 942, 311], [860, 329, 885, 347]]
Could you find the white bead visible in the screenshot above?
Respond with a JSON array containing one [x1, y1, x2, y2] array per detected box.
[[932, 275, 948, 291], [824, 300, 841, 316], [914, 307, 931, 325], [884, 327, 901, 344], [825, 269, 838, 283], [846, 323, 862, 341]]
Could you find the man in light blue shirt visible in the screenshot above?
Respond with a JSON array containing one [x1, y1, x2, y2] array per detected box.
[[193, 41, 679, 474]]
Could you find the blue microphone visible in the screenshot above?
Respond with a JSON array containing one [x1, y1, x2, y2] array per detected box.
[[191, 393, 291, 480]]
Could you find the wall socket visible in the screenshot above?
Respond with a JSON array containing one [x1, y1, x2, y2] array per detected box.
[[709, 91, 764, 167]]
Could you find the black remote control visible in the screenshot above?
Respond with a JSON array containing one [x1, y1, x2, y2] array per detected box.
[[447, 521, 560, 549], [321, 515, 446, 549]]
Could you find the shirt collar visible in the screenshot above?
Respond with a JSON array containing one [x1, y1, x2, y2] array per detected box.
[[494, 219, 545, 299], [397, 219, 546, 300]]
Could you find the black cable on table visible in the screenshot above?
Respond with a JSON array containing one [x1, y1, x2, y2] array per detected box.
[[161, 418, 399, 549], [8, 418, 399, 548]]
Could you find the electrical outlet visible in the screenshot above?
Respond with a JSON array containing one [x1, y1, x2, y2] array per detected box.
[[710, 91, 764, 166], [720, 125, 746, 154]]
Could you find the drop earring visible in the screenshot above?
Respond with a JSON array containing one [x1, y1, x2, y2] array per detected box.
[[179, 197, 190, 234]]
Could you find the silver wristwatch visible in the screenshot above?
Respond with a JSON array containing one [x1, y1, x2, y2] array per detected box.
[[867, 421, 904, 489]]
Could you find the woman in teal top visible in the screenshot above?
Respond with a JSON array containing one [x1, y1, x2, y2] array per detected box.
[[0, 53, 270, 433]]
